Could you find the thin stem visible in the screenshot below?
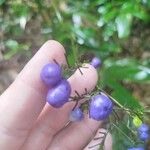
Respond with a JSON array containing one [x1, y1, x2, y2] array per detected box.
[[72, 99, 79, 110], [112, 109, 120, 122], [64, 53, 70, 68], [71, 34, 78, 63], [76, 62, 83, 75], [51, 0, 62, 22], [85, 88, 88, 95], [93, 136, 104, 141], [74, 90, 81, 97], [53, 59, 59, 65], [112, 123, 135, 144], [88, 142, 102, 149]]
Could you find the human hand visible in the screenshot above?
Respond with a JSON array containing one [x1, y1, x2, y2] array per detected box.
[[0, 40, 112, 150]]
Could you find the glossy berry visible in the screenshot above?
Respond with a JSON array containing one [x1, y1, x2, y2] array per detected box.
[[69, 108, 84, 122], [90, 57, 101, 68], [139, 132, 149, 141], [128, 147, 144, 150], [89, 93, 113, 121], [138, 124, 149, 141], [40, 63, 62, 86], [47, 79, 71, 108], [138, 124, 149, 133]]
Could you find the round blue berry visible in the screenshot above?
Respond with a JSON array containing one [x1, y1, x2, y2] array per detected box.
[[69, 108, 84, 122], [139, 132, 149, 141], [128, 147, 144, 150], [89, 93, 113, 121], [138, 124, 149, 133], [40, 63, 62, 86], [90, 57, 101, 68], [138, 123, 149, 141], [47, 79, 71, 108]]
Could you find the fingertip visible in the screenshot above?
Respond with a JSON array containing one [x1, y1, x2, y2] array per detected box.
[[35, 40, 66, 65], [42, 40, 66, 54], [82, 63, 98, 80], [17, 40, 67, 91]]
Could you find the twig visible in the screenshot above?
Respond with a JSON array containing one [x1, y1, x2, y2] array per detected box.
[[53, 59, 59, 65], [64, 53, 70, 68]]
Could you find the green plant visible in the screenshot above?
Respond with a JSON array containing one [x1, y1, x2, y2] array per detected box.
[[0, 0, 150, 149]]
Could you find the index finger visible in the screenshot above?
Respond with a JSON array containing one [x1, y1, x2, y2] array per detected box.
[[0, 40, 66, 149]]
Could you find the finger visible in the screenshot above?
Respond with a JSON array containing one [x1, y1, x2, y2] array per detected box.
[[48, 115, 102, 150], [0, 40, 66, 150], [84, 128, 112, 150], [22, 64, 98, 150]]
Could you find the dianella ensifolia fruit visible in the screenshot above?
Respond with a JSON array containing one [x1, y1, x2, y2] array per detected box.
[[89, 92, 113, 121], [47, 79, 71, 108], [40, 62, 71, 108], [69, 107, 84, 122], [40, 63, 62, 86], [90, 57, 101, 69], [138, 123, 149, 141]]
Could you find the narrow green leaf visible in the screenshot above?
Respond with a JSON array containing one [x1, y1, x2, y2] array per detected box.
[[103, 59, 150, 83], [111, 83, 142, 110], [115, 14, 132, 38], [112, 121, 138, 150], [0, 0, 5, 5]]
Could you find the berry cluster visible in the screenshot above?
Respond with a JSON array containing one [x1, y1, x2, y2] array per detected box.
[[40, 63, 71, 108], [40, 55, 149, 149], [40, 57, 113, 122]]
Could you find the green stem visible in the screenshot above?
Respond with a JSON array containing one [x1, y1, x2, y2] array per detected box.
[[51, 0, 62, 22], [112, 123, 135, 144], [71, 35, 78, 63]]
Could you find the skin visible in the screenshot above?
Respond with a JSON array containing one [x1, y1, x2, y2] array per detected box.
[[0, 40, 112, 150]]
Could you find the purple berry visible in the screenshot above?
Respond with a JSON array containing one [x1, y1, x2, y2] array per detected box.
[[40, 63, 62, 86], [128, 147, 144, 150], [138, 123, 149, 141], [69, 108, 84, 122], [89, 93, 113, 121], [47, 79, 71, 108], [139, 132, 149, 141], [138, 124, 149, 133], [90, 57, 101, 68]]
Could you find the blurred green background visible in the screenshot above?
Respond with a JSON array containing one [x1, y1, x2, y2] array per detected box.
[[0, 0, 150, 149]]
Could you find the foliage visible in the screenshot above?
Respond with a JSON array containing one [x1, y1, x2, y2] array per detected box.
[[0, 0, 150, 149]]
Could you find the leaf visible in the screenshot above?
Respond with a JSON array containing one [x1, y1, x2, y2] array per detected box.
[[5, 40, 19, 50], [112, 121, 138, 150], [121, 2, 149, 21], [67, 51, 76, 66], [95, 0, 107, 5], [115, 14, 132, 38], [12, 3, 30, 17], [101, 59, 148, 110], [4, 40, 29, 59], [103, 59, 150, 83], [98, 4, 117, 23], [103, 22, 116, 40], [111, 83, 142, 110], [0, 0, 5, 5]]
